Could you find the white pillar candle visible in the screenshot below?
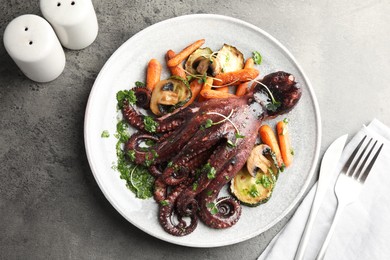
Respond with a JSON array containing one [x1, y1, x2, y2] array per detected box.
[[40, 0, 99, 50], [3, 14, 66, 83]]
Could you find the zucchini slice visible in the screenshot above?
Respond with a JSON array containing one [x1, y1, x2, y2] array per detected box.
[[216, 44, 244, 73], [184, 47, 213, 75], [150, 77, 191, 116], [230, 144, 279, 207]]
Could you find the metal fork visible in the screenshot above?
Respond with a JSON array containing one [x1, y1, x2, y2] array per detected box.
[[316, 135, 383, 260]]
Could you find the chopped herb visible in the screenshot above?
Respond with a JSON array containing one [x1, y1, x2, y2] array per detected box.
[[127, 150, 136, 162], [252, 51, 262, 65], [116, 90, 137, 108], [192, 182, 198, 191], [114, 120, 153, 199], [167, 161, 173, 168], [207, 168, 216, 179], [266, 101, 281, 112], [204, 119, 213, 129], [160, 200, 169, 206], [206, 190, 213, 196], [206, 202, 219, 215], [225, 52, 231, 62], [101, 130, 110, 138], [203, 163, 217, 179], [143, 116, 158, 133], [118, 163, 154, 199], [135, 81, 145, 87], [280, 163, 286, 172], [283, 118, 289, 124], [151, 149, 159, 159], [254, 80, 282, 112], [290, 148, 295, 156], [249, 185, 260, 197], [256, 175, 272, 189], [225, 175, 230, 180], [144, 153, 154, 167], [144, 139, 155, 146]]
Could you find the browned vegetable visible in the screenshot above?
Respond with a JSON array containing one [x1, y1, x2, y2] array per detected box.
[[200, 77, 236, 99], [146, 59, 162, 91], [166, 50, 186, 79], [236, 58, 255, 96], [183, 79, 203, 108], [167, 39, 205, 67], [276, 120, 294, 167], [214, 68, 259, 86], [259, 124, 283, 167]]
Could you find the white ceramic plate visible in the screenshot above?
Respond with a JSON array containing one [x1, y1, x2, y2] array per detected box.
[[84, 14, 321, 247]]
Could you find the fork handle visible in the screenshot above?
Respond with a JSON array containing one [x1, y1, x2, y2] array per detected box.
[[316, 203, 345, 260]]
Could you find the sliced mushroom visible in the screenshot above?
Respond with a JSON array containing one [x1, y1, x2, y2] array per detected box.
[[194, 56, 222, 76], [246, 144, 279, 177], [150, 77, 192, 116], [185, 47, 213, 75], [159, 91, 179, 105]]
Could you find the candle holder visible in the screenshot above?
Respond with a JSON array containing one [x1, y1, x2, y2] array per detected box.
[[40, 0, 99, 50], [3, 14, 66, 83]]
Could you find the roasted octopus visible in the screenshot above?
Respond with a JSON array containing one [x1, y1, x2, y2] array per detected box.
[[122, 71, 302, 236]]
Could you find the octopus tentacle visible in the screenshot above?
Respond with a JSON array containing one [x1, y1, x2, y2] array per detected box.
[[197, 131, 259, 229], [153, 177, 167, 203], [122, 101, 192, 133], [160, 122, 229, 185], [158, 185, 198, 236], [124, 133, 159, 165], [175, 142, 228, 216], [199, 196, 241, 229]]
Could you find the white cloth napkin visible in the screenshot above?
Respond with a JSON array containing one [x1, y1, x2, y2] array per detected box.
[[258, 119, 390, 260]]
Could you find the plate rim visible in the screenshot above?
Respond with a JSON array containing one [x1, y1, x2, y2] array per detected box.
[[84, 13, 322, 247]]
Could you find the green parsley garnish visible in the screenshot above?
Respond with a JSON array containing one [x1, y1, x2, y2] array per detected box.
[[101, 130, 110, 138], [206, 197, 229, 215], [202, 163, 217, 179], [203, 119, 213, 129], [252, 51, 262, 65], [127, 150, 136, 162], [116, 90, 137, 108], [143, 116, 159, 133], [253, 80, 281, 112], [160, 200, 169, 206], [248, 185, 260, 197], [135, 81, 145, 87], [255, 175, 273, 189], [206, 202, 219, 215]]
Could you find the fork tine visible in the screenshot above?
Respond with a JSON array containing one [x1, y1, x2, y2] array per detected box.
[[358, 143, 384, 183], [348, 138, 373, 178], [342, 135, 367, 175], [353, 140, 377, 180]]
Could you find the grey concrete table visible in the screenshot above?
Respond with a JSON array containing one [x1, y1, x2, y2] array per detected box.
[[1, 1, 389, 259]]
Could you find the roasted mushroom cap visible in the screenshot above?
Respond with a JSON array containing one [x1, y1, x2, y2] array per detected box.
[[246, 144, 279, 177], [150, 77, 191, 116], [194, 56, 222, 76], [185, 47, 213, 75]]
